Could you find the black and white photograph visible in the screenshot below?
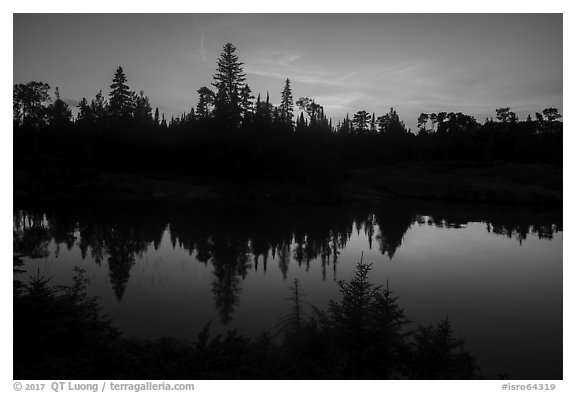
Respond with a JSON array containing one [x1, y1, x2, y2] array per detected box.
[[9, 7, 568, 386]]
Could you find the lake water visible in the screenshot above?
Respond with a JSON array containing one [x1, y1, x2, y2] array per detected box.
[[13, 201, 562, 379]]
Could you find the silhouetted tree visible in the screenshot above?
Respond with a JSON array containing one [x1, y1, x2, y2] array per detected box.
[[153, 107, 160, 127], [352, 110, 371, 134], [108, 67, 133, 124], [295, 112, 306, 133], [196, 86, 215, 120], [495, 107, 516, 123], [47, 87, 72, 128], [212, 43, 247, 128], [369, 112, 377, 134], [76, 98, 94, 126], [239, 84, 255, 125], [338, 113, 352, 134], [13, 81, 51, 128], [296, 97, 321, 126], [411, 317, 477, 379], [377, 107, 407, 135], [542, 107, 561, 122], [255, 92, 274, 127], [417, 113, 429, 133], [90, 90, 108, 127], [279, 78, 294, 130], [277, 278, 306, 335], [133, 90, 153, 126]]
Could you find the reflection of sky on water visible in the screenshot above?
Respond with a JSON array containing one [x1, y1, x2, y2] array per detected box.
[[15, 206, 562, 379]]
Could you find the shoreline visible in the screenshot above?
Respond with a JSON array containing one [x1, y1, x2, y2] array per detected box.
[[14, 161, 562, 207]]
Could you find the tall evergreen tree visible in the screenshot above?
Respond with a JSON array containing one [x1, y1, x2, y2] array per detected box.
[[264, 92, 272, 124], [239, 84, 255, 125], [212, 43, 247, 128], [108, 66, 133, 124], [153, 107, 160, 128], [279, 78, 294, 130]]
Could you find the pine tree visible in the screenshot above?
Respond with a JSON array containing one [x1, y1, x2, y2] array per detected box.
[[153, 107, 160, 127], [353, 110, 371, 134], [277, 279, 306, 335], [279, 78, 294, 130], [212, 43, 247, 128], [239, 84, 255, 125], [108, 66, 133, 124], [254, 93, 263, 124], [264, 92, 272, 124]]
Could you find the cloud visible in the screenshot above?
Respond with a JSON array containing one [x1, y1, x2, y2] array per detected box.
[[245, 51, 429, 97], [194, 16, 208, 62]]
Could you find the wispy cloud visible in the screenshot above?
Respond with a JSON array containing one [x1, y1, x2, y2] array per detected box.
[[193, 16, 208, 62], [246, 50, 429, 95]]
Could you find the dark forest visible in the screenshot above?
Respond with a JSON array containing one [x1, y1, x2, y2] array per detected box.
[[13, 43, 562, 205]]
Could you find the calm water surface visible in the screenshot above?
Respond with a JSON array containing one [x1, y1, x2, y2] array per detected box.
[[13, 202, 562, 379]]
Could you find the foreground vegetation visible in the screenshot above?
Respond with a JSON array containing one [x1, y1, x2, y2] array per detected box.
[[14, 260, 479, 380]]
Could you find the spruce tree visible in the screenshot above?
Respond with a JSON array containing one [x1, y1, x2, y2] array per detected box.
[[108, 66, 133, 124], [279, 78, 294, 130], [153, 107, 160, 127], [211, 43, 247, 128], [239, 84, 255, 125]]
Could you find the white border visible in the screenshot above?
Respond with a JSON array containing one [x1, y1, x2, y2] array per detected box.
[[4, 3, 573, 393]]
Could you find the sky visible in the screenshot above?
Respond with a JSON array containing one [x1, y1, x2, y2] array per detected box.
[[13, 13, 562, 131]]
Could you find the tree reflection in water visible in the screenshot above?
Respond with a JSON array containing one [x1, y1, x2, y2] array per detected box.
[[13, 202, 561, 324]]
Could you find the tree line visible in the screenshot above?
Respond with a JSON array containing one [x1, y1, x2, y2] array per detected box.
[[14, 42, 562, 182]]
